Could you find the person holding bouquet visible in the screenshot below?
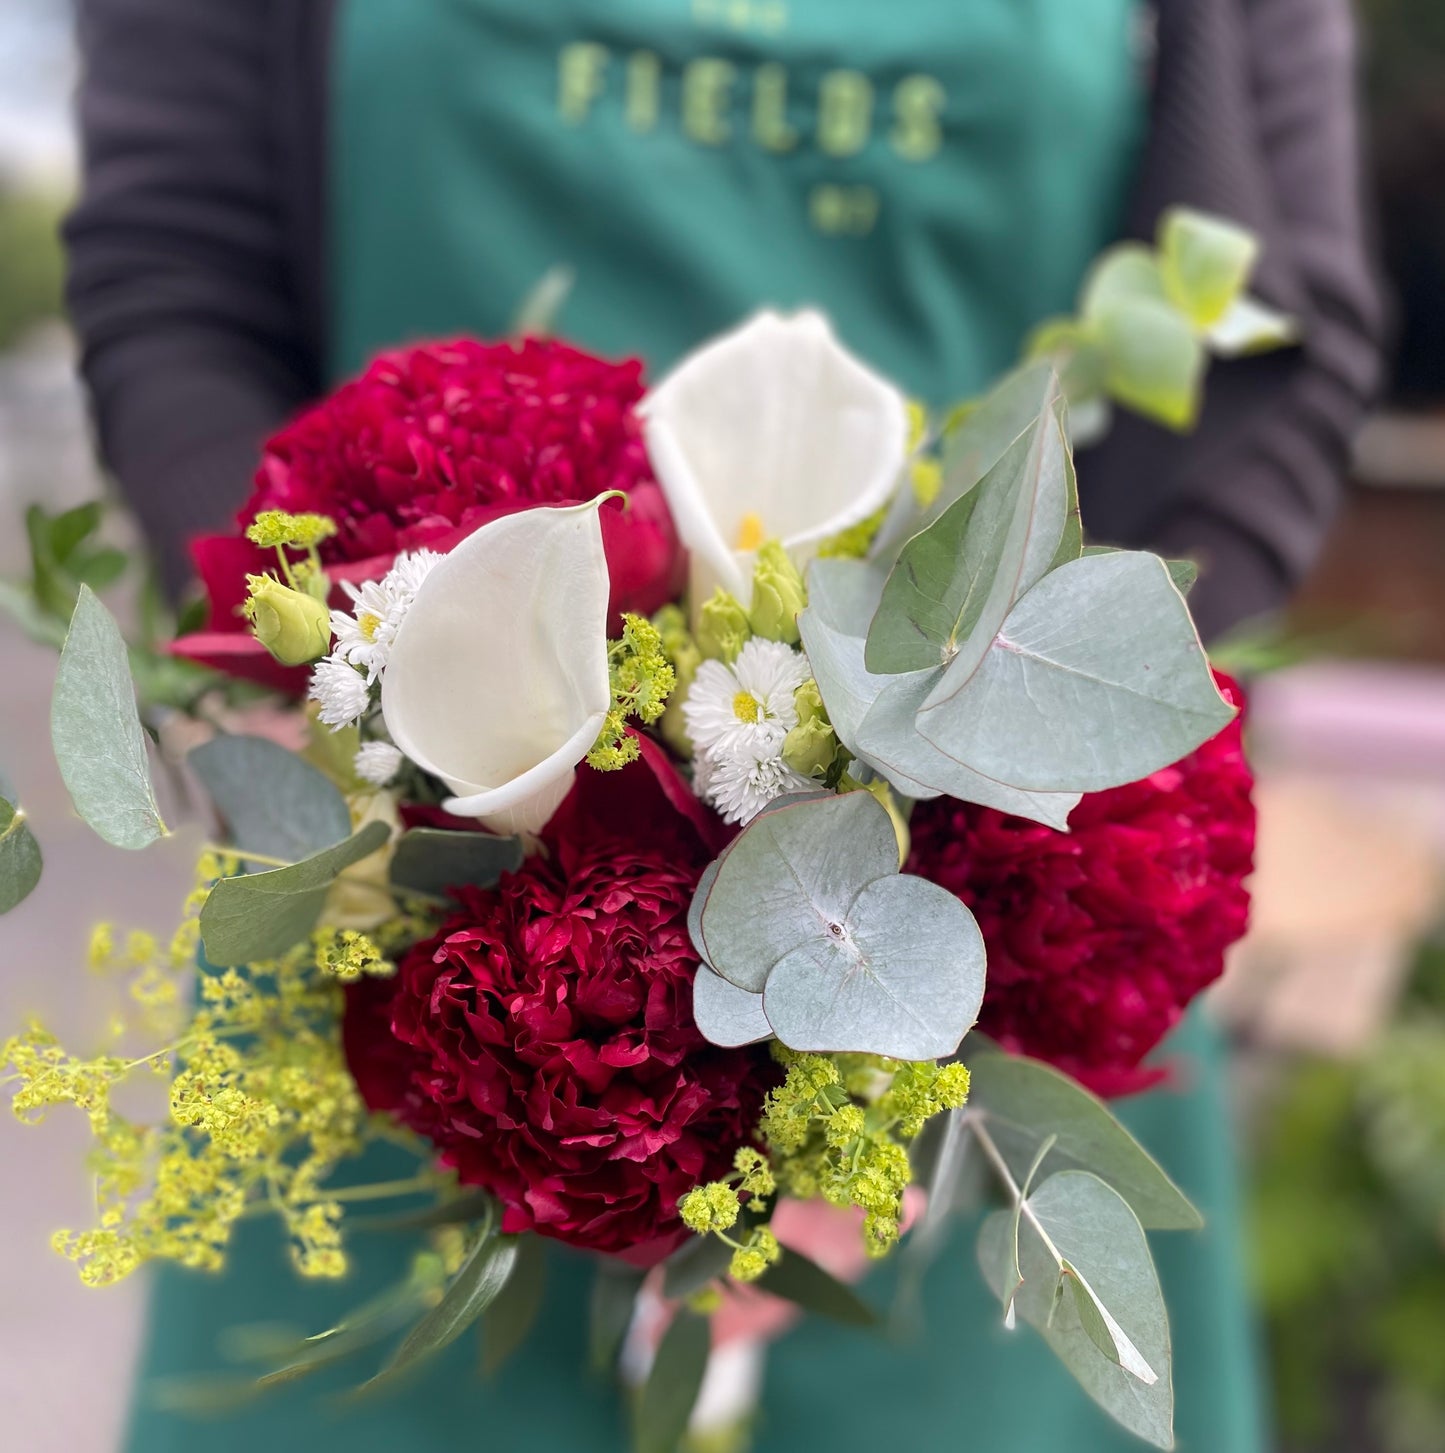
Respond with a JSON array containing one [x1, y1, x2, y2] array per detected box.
[[59, 0, 1381, 1448]]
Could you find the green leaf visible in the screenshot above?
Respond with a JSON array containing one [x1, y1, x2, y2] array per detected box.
[[662, 1232, 736, 1301], [761, 872, 985, 1061], [865, 389, 1070, 675], [696, 792, 898, 994], [979, 1171, 1173, 1448], [72, 546, 129, 592], [963, 1047, 1201, 1230], [694, 791, 985, 1060], [755, 1250, 878, 1327], [1158, 208, 1258, 330], [375, 1231, 519, 1384], [591, 1265, 645, 1373], [389, 827, 524, 898], [50, 586, 167, 849], [191, 735, 353, 864], [48, 501, 103, 563], [870, 362, 1058, 563], [1080, 244, 1170, 319], [635, 1311, 711, 1453], [352, 1189, 496, 1233], [1166, 558, 1198, 596], [198, 820, 392, 965], [691, 967, 771, 1048], [917, 551, 1236, 794], [1093, 297, 1205, 432], [480, 1235, 546, 1378], [799, 567, 1081, 830], [0, 795, 43, 913]]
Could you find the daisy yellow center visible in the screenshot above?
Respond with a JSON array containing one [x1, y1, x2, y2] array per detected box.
[[358, 612, 382, 642], [732, 691, 762, 724], [735, 512, 766, 552]]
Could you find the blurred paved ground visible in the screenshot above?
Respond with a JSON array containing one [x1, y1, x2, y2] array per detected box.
[[0, 330, 189, 1453]]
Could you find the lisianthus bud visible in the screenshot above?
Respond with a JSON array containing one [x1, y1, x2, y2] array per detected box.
[[748, 540, 806, 645], [696, 587, 752, 664], [781, 680, 840, 780], [242, 574, 332, 666]]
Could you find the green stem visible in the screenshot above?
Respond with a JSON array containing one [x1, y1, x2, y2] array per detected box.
[[965, 1112, 1065, 1268], [322, 1176, 442, 1204]]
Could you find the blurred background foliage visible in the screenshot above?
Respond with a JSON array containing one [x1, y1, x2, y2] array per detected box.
[[0, 186, 64, 351], [1252, 923, 1445, 1453]]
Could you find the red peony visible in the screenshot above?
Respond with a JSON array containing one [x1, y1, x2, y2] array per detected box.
[[906, 674, 1254, 1098], [174, 337, 683, 689], [343, 742, 770, 1262]]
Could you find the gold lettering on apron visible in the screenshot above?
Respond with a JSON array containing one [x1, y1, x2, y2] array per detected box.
[[626, 50, 662, 133], [818, 70, 874, 158], [682, 57, 737, 145], [558, 42, 610, 124], [809, 183, 880, 236], [752, 63, 797, 153], [891, 75, 946, 161]]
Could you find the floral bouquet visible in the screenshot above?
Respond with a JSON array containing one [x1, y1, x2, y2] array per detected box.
[[1, 211, 1280, 1450]]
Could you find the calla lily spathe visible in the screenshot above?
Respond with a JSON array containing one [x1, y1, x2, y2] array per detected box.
[[379, 501, 613, 836], [641, 310, 910, 605]]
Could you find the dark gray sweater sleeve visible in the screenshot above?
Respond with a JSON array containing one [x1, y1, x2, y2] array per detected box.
[[64, 0, 320, 594], [1085, 0, 1385, 641]]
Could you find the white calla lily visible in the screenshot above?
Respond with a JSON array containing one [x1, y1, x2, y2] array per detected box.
[[642, 309, 910, 605], [380, 501, 612, 836]]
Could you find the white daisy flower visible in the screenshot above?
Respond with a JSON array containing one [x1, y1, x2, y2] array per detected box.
[[309, 655, 372, 730], [683, 637, 811, 755], [694, 735, 815, 825], [683, 638, 814, 824], [331, 549, 442, 682], [354, 740, 404, 786]]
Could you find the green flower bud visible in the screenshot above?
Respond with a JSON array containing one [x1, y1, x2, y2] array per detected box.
[[242, 574, 332, 666], [781, 681, 840, 780], [696, 588, 752, 664], [653, 604, 704, 756], [748, 540, 806, 645]]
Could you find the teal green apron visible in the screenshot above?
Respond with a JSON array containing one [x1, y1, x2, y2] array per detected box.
[[126, 3, 1267, 1449]]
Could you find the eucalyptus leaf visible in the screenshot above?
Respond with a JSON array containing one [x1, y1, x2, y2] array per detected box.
[[1158, 209, 1257, 329], [374, 1231, 518, 1385], [963, 1047, 1201, 1230], [199, 820, 392, 966], [691, 967, 772, 1048], [798, 597, 1081, 831], [1093, 297, 1205, 431], [591, 1265, 645, 1373], [480, 1235, 546, 1378], [687, 859, 722, 970], [979, 1171, 1173, 1448], [635, 1311, 711, 1453], [1081, 245, 1170, 320], [696, 792, 898, 994], [51, 585, 167, 849], [662, 1232, 736, 1301], [1166, 558, 1198, 595], [755, 1250, 878, 1327], [0, 796, 42, 913], [917, 552, 1235, 794], [870, 362, 1057, 563], [761, 873, 985, 1061], [389, 828, 524, 898], [865, 391, 1069, 676], [191, 735, 352, 864]]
